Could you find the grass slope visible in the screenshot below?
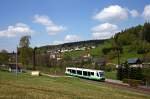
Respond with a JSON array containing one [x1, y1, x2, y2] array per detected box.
[[0, 70, 149, 99]]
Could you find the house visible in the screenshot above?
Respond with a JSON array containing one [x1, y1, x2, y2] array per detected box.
[[127, 58, 142, 68], [72, 58, 82, 64], [8, 63, 23, 72]]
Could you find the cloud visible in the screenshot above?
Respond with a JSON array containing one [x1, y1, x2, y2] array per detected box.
[[143, 4, 150, 20], [64, 34, 81, 42], [53, 34, 81, 45], [129, 9, 139, 18], [33, 14, 66, 35], [91, 23, 118, 39], [0, 23, 34, 37], [93, 5, 128, 22], [52, 40, 63, 45]]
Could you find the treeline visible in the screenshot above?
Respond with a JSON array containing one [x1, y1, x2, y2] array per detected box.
[[117, 62, 150, 86], [39, 39, 106, 53], [115, 22, 150, 54], [101, 22, 150, 62]]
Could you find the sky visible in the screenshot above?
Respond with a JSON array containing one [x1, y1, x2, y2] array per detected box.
[[0, 0, 150, 52]]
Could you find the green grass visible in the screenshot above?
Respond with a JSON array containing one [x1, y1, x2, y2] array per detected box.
[[0, 70, 149, 99], [63, 50, 85, 58], [105, 71, 117, 80]]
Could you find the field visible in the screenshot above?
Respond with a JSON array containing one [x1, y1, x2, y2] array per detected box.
[[0, 70, 149, 99], [105, 71, 117, 80]]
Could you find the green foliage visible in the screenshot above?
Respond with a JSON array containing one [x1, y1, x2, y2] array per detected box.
[[19, 47, 33, 66], [142, 68, 150, 86], [143, 22, 150, 43], [0, 50, 9, 64], [19, 35, 33, 68], [129, 67, 144, 80], [105, 64, 116, 72], [105, 71, 117, 79], [117, 66, 124, 80], [102, 47, 112, 55], [117, 63, 144, 81], [63, 52, 72, 61], [19, 35, 31, 48]]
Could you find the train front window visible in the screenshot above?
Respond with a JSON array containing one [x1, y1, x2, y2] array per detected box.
[[99, 72, 104, 77], [67, 69, 71, 72], [97, 73, 99, 77]]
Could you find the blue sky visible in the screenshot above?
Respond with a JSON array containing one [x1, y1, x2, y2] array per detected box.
[[0, 0, 150, 52]]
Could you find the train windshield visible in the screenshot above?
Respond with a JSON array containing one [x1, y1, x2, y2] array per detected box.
[[97, 72, 104, 77], [100, 72, 104, 77]]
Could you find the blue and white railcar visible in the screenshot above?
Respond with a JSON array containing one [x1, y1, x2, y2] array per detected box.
[[65, 67, 105, 81]]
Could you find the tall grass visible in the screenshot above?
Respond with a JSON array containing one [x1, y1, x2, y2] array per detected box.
[[0, 70, 149, 99]]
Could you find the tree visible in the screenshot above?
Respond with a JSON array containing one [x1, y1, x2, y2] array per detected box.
[[117, 65, 123, 80], [19, 35, 31, 48], [19, 47, 33, 66], [19, 35, 33, 68], [33, 47, 37, 70], [0, 49, 9, 65], [112, 36, 123, 65]]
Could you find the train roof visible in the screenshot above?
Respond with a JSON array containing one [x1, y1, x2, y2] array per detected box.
[[66, 67, 104, 72]]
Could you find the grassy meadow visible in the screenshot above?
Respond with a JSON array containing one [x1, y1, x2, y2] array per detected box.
[[0, 70, 149, 99]]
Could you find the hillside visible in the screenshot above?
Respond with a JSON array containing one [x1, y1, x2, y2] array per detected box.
[[57, 23, 150, 63], [37, 23, 150, 65], [38, 39, 106, 53]]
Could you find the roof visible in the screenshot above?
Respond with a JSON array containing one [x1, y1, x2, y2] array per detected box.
[[93, 58, 106, 63], [127, 58, 141, 64], [66, 67, 104, 72]]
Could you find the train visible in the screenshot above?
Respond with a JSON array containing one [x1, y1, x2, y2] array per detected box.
[[65, 67, 105, 81]]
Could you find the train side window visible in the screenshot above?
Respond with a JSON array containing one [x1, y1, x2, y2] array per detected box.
[[77, 70, 82, 75], [91, 72, 94, 76], [83, 71, 87, 76], [87, 72, 90, 76], [71, 70, 76, 74]]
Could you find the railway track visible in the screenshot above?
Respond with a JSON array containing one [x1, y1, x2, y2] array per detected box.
[[81, 78, 150, 95]]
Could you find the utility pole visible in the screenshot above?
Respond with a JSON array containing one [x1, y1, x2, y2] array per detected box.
[[33, 47, 37, 70], [117, 48, 120, 66], [16, 46, 18, 75]]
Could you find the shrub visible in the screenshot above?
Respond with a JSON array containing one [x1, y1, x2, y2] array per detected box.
[[105, 64, 116, 72], [102, 48, 112, 55], [123, 79, 142, 87]]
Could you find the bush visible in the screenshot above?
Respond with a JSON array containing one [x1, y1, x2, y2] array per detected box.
[[102, 48, 112, 55], [123, 79, 142, 87], [105, 64, 116, 72]]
